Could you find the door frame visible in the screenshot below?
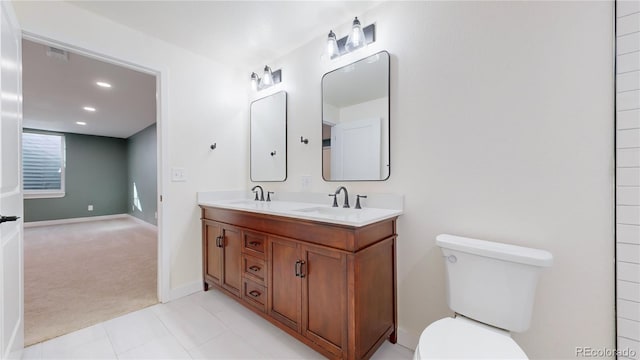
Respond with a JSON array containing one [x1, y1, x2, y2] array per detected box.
[[21, 31, 170, 303]]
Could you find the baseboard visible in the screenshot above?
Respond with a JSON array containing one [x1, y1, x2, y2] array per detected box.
[[167, 280, 202, 303], [126, 214, 158, 230], [397, 327, 419, 351], [24, 214, 128, 228]]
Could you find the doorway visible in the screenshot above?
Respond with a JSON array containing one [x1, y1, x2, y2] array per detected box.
[[21, 36, 164, 345]]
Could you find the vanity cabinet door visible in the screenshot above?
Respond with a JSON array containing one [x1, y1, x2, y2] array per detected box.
[[202, 221, 242, 297], [221, 226, 242, 297], [268, 236, 347, 357], [268, 237, 302, 332], [301, 245, 347, 357], [203, 221, 223, 287]]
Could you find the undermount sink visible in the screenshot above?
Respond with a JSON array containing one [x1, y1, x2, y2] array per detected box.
[[228, 200, 259, 206], [294, 206, 365, 217]]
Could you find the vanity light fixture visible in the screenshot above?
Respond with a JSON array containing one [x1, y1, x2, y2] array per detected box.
[[249, 65, 282, 91], [345, 17, 366, 52], [96, 81, 111, 88], [83, 106, 96, 112], [327, 30, 339, 59], [262, 66, 274, 87], [325, 17, 375, 60], [75, 121, 87, 126], [250, 72, 259, 91]]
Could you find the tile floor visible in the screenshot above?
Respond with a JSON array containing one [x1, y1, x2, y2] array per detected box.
[[22, 290, 413, 359]]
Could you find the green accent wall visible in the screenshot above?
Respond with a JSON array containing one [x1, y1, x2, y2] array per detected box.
[[24, 131, 128, 222], [127, 124, 157, 225]]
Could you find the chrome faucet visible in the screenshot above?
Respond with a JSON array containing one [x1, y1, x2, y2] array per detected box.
[[251, 185, 265, 201], [333, 186, 350, 208]]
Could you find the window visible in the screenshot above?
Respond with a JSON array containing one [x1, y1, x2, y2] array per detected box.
[[22, 132, 65, 198]]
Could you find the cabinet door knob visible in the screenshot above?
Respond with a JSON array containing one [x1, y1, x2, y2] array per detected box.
[[249, 290, 261, 298], [216, 236, 224, 248], [249, 265, 260, 272], [249, 241, 261, 247]]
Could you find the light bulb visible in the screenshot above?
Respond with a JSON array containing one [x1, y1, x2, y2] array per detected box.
[[345, 17, 366, 52], [262, 66, 273, 87], [250, 72, 259, 91], [327, 30, 339, 59]]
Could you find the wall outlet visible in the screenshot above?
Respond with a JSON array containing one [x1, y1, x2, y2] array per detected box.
[[171, 167, 187, 182], [88, 205, 94, 211], [154, 211, 158, 219], [300, 175, 312, 191]]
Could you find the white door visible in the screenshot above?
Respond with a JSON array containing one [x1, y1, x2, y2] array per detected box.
[[0, 1, 23, 358], [330, 117, 381, 180]]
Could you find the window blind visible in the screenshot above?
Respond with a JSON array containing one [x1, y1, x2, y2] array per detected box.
[[22, 132, 64, 191]]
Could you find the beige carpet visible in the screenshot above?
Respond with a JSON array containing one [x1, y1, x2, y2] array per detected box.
[[24, 217, 158, 345]]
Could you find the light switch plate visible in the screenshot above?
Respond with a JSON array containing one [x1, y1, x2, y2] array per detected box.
[[171, 167, 187, 182], [88, 205, 93, 211], [300, 175, 311, 190]]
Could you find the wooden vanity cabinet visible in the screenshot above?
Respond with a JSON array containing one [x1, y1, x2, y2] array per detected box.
[[202, 220, 242, 297], [201, 206, 397, 360]]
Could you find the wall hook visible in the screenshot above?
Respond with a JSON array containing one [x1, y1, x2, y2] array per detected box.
[[270, 151, 276, 156], [210, 143, 217, 150], [300, 136, 309, 144]]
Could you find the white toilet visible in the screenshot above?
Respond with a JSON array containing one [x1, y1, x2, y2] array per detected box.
[[414, 234, 553, 359]]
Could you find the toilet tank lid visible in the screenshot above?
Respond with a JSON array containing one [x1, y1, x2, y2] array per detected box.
[[436, 234, 553, 267]]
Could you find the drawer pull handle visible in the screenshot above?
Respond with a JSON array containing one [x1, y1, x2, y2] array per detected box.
[[294, 260, 301, 277], [299, 260, 306, 278], [249, 241, 261, 247], [249, 265, 261, 272], [249, 290, 261, 298], [216, 236, 224, 248]]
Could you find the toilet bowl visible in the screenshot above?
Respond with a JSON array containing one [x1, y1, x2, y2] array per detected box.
[[414, 234, 552, 359], [414, 317, 527, 359]]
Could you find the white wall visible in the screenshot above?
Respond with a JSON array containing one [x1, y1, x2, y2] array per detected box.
[[616, 0, 640, 358], [250, 1, 614, 358], [12, 1, 248, 297]]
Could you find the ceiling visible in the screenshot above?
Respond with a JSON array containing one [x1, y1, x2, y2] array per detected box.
[[67, 1, 381, 70], [22, 39, 156, 138], [22, 1, 382, 138]]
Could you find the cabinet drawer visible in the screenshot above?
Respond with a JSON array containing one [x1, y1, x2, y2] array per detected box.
[[243, 231, 266, 257], [243, 254, 266, 284], [243, 279, 266, 312]]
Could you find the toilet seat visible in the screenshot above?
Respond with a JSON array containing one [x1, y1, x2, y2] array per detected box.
[[415, 317, 528, 359]]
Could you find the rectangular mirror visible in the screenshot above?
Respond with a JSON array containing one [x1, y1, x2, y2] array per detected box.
[[250, 91, 287, 182], [322, 51, 390, 181]]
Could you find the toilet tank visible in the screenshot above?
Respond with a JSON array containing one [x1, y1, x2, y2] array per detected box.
[[436, 234, 553, 333]]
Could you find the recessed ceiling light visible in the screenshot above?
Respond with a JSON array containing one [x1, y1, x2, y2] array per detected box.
[[96, 81, 111, 88], [83, 106, 96, 112], [76, 121, 87, 126]]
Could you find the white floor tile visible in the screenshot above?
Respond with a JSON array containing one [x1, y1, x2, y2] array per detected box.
[[371, 342, 414, 360], [260, 333, 326, 360], [118, 334, 192, 359], [43, 337, 116, 359], [103, 307, 170, 355], [40, 324, 111, 359], [21, 343, 42, 360], [25, 290, 410, 360], [188, 332, 265, 359], [152, 295, 227, 350], [192, 290, 247, 315]]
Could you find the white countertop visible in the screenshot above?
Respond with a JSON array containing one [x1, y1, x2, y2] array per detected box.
[[197, 191, 403, 227]]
